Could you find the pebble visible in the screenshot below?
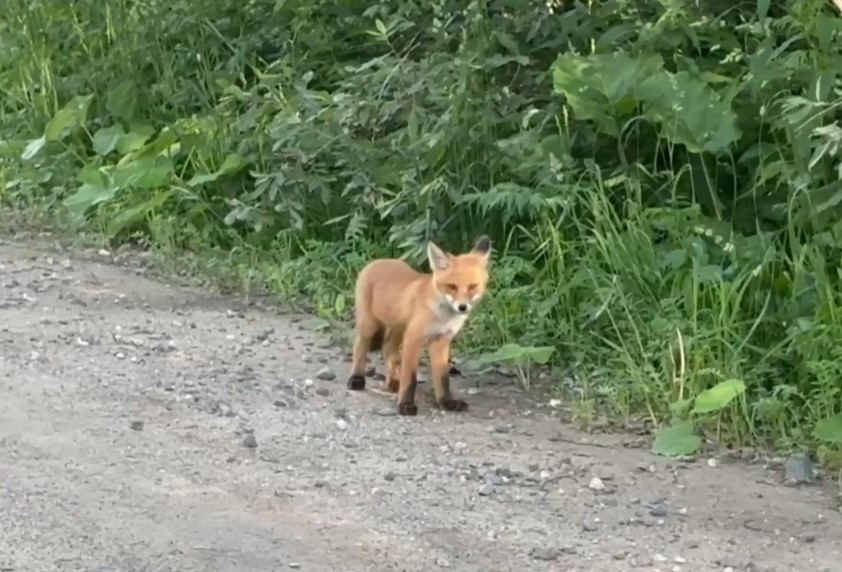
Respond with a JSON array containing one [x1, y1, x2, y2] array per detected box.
[[588, 477, 606, 491], [478, 482, 495, 496], [582, 515, 599, 531], [784, 452, 815, 484], [316, 367, 336, 381], [649, 500, 669, 517], [335, 419, 348, 431], [529, 547, 560, 561], [316, 387, 330, 397], [130, 420, 144, 431], [242, 433, 258, 448]]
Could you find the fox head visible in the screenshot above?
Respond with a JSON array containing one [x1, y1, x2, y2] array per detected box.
[[427, 235, 492, 315]]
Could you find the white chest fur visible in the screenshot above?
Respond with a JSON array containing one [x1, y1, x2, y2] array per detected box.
[[424, 312, 468, 341]]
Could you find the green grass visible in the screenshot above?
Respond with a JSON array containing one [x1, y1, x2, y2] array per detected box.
[[2, 0, 842, 469]]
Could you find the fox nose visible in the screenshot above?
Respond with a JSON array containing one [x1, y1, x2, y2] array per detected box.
[[457, 303, 468, 313]]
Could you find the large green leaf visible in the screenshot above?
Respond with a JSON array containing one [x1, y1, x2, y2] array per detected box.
[[92, 125, 126, 157], [691, 379, 746, 415], [813, 413, 842, 445], [651, 420, 702, 457], [63, 183, 119, 219], [186, 153, 247, 187], [635, 71, 741, 154], [552, 52, 664, 136], [113, 156, 174, 189], [45, 95, 94, 142]]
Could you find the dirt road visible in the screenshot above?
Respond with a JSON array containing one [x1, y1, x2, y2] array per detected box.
[[0, 240, 839, 572]]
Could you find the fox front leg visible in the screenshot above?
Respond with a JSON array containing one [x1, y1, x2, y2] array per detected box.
[[428, 337, 467, 412]]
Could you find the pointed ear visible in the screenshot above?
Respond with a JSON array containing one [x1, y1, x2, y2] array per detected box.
[[471, 235, 492, 263], [427, 241, 450, 272]]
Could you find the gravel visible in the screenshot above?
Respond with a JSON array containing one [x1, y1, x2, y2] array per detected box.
[[0, 239, 840, 572]]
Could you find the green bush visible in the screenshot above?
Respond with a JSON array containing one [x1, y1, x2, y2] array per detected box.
[[2, 0, 842, 461]]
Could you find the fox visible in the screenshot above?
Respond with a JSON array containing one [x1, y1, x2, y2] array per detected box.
[[346, 236, 492, 416]]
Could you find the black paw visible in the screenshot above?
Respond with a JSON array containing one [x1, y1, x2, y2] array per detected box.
[[347, 375, 366, 391], [397, 402, 418, 416], [439, 398, 468, 412]]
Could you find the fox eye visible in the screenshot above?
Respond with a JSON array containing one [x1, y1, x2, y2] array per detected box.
[[467, 284, 478, 292], [444, 283, 458, 292]]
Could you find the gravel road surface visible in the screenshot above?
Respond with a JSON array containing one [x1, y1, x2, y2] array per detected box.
[[1, 240, 839, 572]]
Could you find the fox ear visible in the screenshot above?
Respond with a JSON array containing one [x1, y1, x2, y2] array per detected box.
[[427, 241, 450, 271], [471, 235, 492, 263]]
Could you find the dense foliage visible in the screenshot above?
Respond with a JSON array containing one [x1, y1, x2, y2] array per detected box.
[[3, 0, 842, 462]]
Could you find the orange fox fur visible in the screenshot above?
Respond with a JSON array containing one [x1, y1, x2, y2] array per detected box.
[[346, 236, 492, 415]]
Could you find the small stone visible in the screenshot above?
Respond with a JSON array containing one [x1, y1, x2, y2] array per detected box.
[[130, 420, 144, 431], [254, 327, 274, 342], [784, 452, 815, 485], [588, 477, 605, 491], [707, 458, 717, 468], [316, 367, 336, 381], [384, 471, 397, 482], [303, 378, 314, 388], [98, 249, 111, 257], [675, 556, 686, 563], [242, 434, 258, 449], [653, 554, 668, 563], [724, 568, 734, 572], [434, 557, 451, 568], [582, 515, 599, 531], [316, 387, 330, 397], [371, 407, 397, 417], [335, 419, 348, 431], [529, 547, 560, 561], [478, 482, 495, 496], [288, 563, 301, 569], [649, 501, 669, 517]]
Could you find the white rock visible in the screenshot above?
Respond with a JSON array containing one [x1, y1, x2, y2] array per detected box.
[[588, 477, 606, 491]]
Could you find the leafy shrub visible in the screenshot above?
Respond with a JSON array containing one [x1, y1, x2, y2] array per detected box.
[[2, 0, 842, 459]]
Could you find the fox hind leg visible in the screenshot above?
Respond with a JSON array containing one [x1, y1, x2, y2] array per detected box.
[[347, 317, 382, 391]]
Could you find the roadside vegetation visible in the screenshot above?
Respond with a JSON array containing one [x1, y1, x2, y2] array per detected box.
[[2, 0, 842, 466]]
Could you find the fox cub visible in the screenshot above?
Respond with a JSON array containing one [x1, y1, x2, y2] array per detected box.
[[346, 236, 492, 416]]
